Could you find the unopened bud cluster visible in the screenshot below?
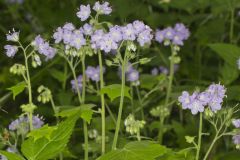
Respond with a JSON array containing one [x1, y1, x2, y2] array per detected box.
[[124, 114, 145, 135], [37, 85, 52, 104], [10, 64, 26, 75], [150, 106, 170, 117]]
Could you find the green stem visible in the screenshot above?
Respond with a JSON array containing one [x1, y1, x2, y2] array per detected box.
[[66, 55, 88, 160], [195, 113, 203, 160], [50, 98, 62, 159], [81, 55, 88, 160], [158, 46, 175, 143], [22, 44, 33, 131], [112, 54, 127, 150], [203, 134, 219, 160], [98, 51, 106, 154]]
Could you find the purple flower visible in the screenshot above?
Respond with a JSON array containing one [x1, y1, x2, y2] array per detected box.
[[206, 84, 226, 112], [155, 30, 165, 43], [178, 91, 205, 115], [99, 33, 118, 53], [77, 4, 91, 21], [178, 91, 192, 110], [233, 119, 240, 128], [4, 45, 18, 57], [122, 24, 136, 41], [6, 29, 19, 42], [81, 23, 93, 36], [33, 35, 56, 59], [233, 135, 240, 145], [127, 69, 139, 82], [86, 66, 105, 82], [53, 27, 63, 43], [164, 27, 175, 40], [93, 1, 112, 15], [197, 91, 210, 106], [151, 68, 159, 75], [156, 23, 190, 46], [69, 30, 86, 50], [71, 75, 83, 93], [63, 23, 75, 31], [137, 28, 153, 46], [91, 29, 104, 49], [109, 25, 123, 42], [172, 34, 184, 46], [9, 115, 44, 132], [159, 66, 169, 74], [174, 23, 190, 40], [133, 20, 146, 34], [63, 29, 73, 45]]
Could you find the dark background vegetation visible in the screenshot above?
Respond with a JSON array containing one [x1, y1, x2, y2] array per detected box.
[[1, 0, 240, 159]]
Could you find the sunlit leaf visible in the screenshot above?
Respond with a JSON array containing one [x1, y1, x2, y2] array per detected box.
[[98, 141, 167, 160], [7, 82, 26, 100], [100, 84, 131, 101]]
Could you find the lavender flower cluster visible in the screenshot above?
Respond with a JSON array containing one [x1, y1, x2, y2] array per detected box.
[[155, 23, 190, 46], [77, 1, 112, 21], [86, 66, 105, 82], [71, 66, 106, 93], [8, 115, 44, 132], [52, 2, 153, 55], [151, 65, 179, 75], [91, 21, 153, 53], [32, 35, 56, 60], [4, 30, 20, 58], [118, 63, 139, 83], [71, 75, 83, 93], [232, 119, 240, 147], [178, 84, 226, 115]]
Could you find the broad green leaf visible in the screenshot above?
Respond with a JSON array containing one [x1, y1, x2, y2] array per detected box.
[[98, 141, 167, 160], [140, 74, 159, 89], [50, 69, 66, 82], [158, 147, 195, 160], [209, 43, 240, 68], [0, 151, 25, 160], [57, 104, 95, 123], [100, 84, 131, 101], [21, 113, 80, 160], [220, 63, 239, 85], [7, 82, 26, 100], [27, 125, 57, 141]]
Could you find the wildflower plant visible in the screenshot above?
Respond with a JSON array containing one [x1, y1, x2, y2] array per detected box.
[[1, 1, 240, 160]]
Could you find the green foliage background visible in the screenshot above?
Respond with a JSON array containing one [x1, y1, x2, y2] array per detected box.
[[1, 0, 240, 159]]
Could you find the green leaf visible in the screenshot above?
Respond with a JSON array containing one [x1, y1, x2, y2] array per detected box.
[[0, 151, 25, 160], [209, 43, 240, 68], [140, 74, 159, 89], [21, 113, 80, 160], [100, 84, 131, 101], [50, 69, 66, 82], [220, 63, 239, 85], [7, 82, 26, 100], [57, 104, 95, 123], [98, 141, 167, 160], [27, 125, 57, 141]]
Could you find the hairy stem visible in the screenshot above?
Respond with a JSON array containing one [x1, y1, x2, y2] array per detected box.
[[81, 55, 89, 160], [67, 55, 88, 160], [158, 46, 175, 143], [21, 43, 33, 131], [98, 51, 106, 154], [195, 113, 203, 160], [112, 54, 127, 150], [203, 134, 219, 160]]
